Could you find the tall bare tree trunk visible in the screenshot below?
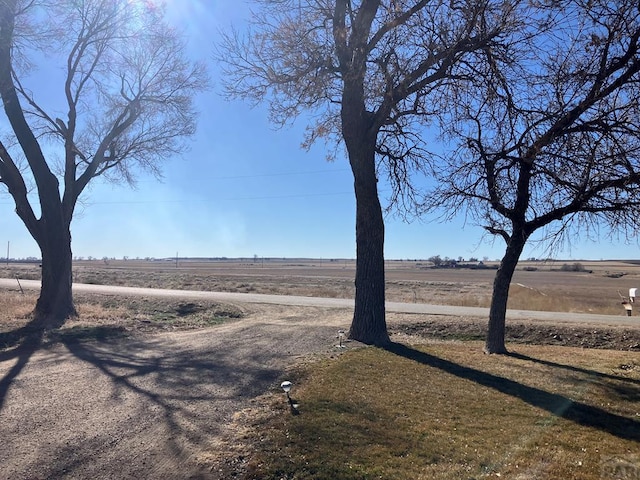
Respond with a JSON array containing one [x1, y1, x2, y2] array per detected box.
[[348, 141, 389, 345], [341, 90, 389, 345], [485, 232, 527, 354], [33, 213, 76, 328]]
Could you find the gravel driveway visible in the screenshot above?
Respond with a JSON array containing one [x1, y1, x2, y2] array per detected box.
[[0, 304, 351, 479]]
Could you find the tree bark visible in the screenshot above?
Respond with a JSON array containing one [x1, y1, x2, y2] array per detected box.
[[339, 76, 390, 345], [348, 141, 390, 346], [484, 230, 527, 354], [33, 217, 76, 329]]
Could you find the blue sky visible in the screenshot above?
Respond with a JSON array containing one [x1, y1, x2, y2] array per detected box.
[[1, 0, 638, 261]]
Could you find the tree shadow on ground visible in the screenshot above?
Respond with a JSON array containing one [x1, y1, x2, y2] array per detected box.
[[0, 320, 43, 411], [0, 320, 336, 478], [0, 320, 41, 351], [508, 351, 640, 386], [54, 332, 283, 478], [44, 320, 334, 479], [385, 342, 639, 442], [0, 320, 128, 413]]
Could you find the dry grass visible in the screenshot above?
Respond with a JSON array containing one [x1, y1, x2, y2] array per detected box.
[[0, 291, 36, 321], [241, 342, 640, 480], [401, 282, 627, 315], [506, 284, 625, 315], [0, 291, 244, 347], [0, 291, 40, 348]]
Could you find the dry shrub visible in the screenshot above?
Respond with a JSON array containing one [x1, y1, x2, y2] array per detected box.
[[453, 292, 491, 308], [508, 284, 569, 311]]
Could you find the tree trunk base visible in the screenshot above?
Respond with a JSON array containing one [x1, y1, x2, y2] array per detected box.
[[348, 330, 391, 347], [31, 315, 66, 331], [33, 305, 77, 331], [483, 344, 509, 355]]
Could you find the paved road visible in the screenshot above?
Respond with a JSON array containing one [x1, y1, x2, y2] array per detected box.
[[1, 278, 638, 327]]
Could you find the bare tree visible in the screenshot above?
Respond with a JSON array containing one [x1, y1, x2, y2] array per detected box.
[[0, 0, 207, 328], [218, 0, 521, 345], [426, 0, 640, 353]]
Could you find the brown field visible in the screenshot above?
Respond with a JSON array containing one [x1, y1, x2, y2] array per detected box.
[[3, 257, 640, 315]]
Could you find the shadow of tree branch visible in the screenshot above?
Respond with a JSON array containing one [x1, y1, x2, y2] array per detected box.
[[0, 321, 43, 411], [54, 334, 282, 476], [508, 351, 640, 385], [385, 342, 640, 442], [1, 321, 336, 478]]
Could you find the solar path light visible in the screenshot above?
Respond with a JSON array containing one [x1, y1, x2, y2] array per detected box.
[[281, 381, 292, 399], [280, 381, 299, 415]]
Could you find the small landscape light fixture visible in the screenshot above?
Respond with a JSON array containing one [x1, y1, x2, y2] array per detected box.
[[280, 380, 299, 415], [337, 329, 346, 348], [281, 381, 292, 400]]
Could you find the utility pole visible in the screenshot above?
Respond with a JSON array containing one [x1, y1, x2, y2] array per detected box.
[[6, 241, 9, 266]]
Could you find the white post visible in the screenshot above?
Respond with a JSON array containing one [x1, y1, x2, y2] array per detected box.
[[629, 288, 637, 303]]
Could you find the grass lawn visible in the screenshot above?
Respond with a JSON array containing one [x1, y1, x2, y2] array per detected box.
[[244, 342, 639, 480]]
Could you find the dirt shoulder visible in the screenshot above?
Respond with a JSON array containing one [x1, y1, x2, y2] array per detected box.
[[387, 312, 640, 351]]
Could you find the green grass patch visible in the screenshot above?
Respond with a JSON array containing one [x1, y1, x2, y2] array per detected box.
[[245, 342, 639, 479]]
